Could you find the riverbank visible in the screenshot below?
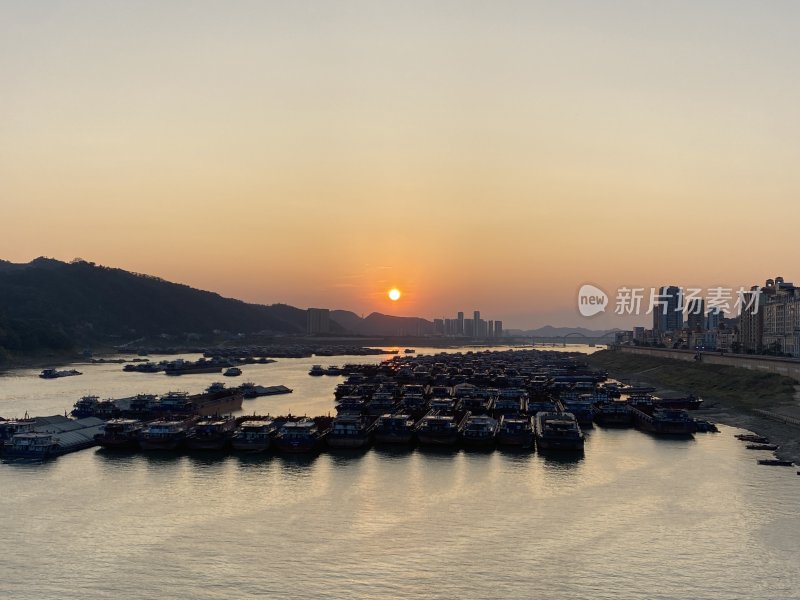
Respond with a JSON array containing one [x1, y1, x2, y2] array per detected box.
[[0, 349, 87, 373], [587, 349, 800, 464]]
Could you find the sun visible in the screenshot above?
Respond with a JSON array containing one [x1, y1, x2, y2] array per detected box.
[[388, 288, 401, 301]]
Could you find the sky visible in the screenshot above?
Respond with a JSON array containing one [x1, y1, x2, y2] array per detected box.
[[2, 1, 800, 329]]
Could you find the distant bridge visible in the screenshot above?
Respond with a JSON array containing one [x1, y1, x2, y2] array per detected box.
[[528, 330, 618, 347]]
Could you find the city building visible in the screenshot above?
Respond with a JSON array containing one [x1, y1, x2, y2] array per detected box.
[[686, 298, 705, 331], [457, 312, 465, 336], [706, 306, 723, 331], [306, 308, 330, 335], [464, 319, 475, 337], [737, 286, 763, 353], [762, 277, 800, 356], [494, 320, 503, 338], [444, 318, 457, 336], [433, 319, 445, 335], [652, 286, 684, 332]]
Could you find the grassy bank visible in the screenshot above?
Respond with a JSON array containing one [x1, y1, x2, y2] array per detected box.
[[586, 349, 797, 411]]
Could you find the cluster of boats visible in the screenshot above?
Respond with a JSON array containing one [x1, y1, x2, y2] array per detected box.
[[39, 368, 82, 379], [318, 349, 714, 448], [81, 348, 714, 456], [735, 433, 794, 466], [6, 349, 724, 461], [122, 357, 254, 375], [69, 382, 292, 422], [69, 384, 246, 420], [90, 415, 332, 454]]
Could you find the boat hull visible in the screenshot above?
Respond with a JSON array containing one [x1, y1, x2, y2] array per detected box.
[[95, 435, 140, 451], [274, 437, 324, 454], [536, 436, 584, 451], [417, 432, 458, 447], [593, 412, 633, 428], [2, 446, 59, 459], [186, 437, 230, 451], [139, 437, 185, 451], [497, 432, 534, 448], [231, 439, 271, 452], [327, 435, 371, 449], [374, 431, 415, 445], [461, 437, 496, 449], [631, 408, 696, 436]]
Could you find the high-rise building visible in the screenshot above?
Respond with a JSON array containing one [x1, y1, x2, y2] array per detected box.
[[762, 277, 800, 356], [738, 286, 763, 353], [687, 298, 705, 331], [444, 319, 456, 336], [652, 286, 683, 332], [464, 319, 475, 337], [306, 308, 330, 335], [494, 320, 503, 338], [706, 306, 723, 331], [457, 312, 465, 336], [487, 320, 494, 338], [433, 319, 445, 335], [477, 319, 488, 338], [473, 311, 480, 338]]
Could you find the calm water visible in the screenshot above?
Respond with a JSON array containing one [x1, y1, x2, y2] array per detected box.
[[1, 346, 798, 600]]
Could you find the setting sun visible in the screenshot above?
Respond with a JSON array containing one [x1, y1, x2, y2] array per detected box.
[[388, 288, 401, 301]]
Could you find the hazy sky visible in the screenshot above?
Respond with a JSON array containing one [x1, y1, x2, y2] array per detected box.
[[2, 1, 800, 329]]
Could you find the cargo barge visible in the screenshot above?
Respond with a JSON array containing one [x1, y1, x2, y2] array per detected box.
[[535, 412, 584, 451]]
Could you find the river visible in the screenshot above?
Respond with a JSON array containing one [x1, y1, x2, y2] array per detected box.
[[1, 345, 798, 599]]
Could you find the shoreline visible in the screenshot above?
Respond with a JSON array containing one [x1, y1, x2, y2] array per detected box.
[[587, 350, 800, 465], [667, 393, 799, 464]]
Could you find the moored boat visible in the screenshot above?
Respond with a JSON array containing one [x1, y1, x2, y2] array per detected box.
[[273, 418, 330, 454], [39, 368, 82, 379], [164, 358, 231, 376], [365, 392, 397, 416], [3, 433, 61, 459], [327, 415, 375, 449], [0, 418, 37, 449], [232, 419, 278, 452], [186, 416, 238, 451], [652, 395, 703, 410], [592, 401, 632, 428], [138, 418, 195, 451], [94, 419, 144, 450], [558, 396, 594, 427], [373, 413, 419, 445], [460, 415, 499, 449], [535, 412, 584, 451], [152, 388, 243, 418], [497, 415, 534, 449], [630, 405, 696, 436], [416, 412, 468, 447]]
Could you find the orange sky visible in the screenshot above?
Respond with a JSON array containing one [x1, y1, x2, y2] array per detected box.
[[2, 2, 800, 329]]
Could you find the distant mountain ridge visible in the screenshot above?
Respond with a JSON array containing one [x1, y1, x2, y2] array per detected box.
[[0, 258, 321, 354], [330, 310, 434, 337]]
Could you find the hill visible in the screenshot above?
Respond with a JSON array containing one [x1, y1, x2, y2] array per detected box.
[[330, 310, 434, 337], [0, 258, 330, 354]]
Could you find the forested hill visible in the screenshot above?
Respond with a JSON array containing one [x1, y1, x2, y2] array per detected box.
[[0, 258, 316, 353]]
